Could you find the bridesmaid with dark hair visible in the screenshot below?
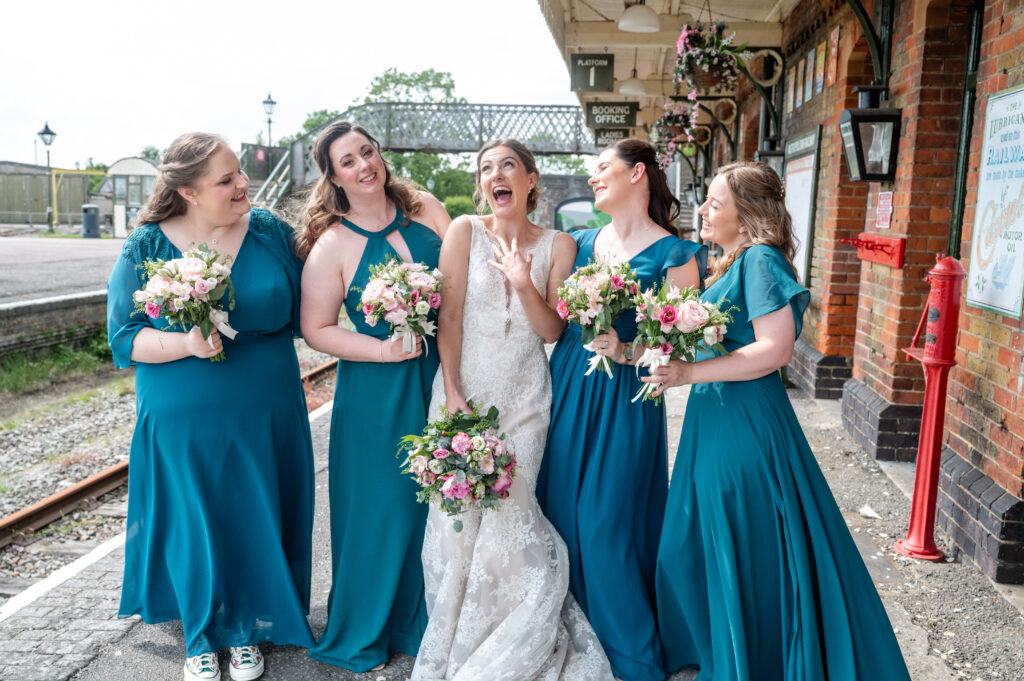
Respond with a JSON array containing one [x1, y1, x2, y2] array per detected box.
[[647, 162, 911, 681], [298, 120, 450, 672], [536, 139, 706, 681]]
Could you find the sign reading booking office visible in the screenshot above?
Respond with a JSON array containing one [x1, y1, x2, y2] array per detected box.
[[586, 103, 639, 129]]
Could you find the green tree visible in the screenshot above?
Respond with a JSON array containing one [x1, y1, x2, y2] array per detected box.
[[279, 109, 342, 145], [538, 155, 588, 176], [444, 196, 476, 219], [85, 158, 108, 193], [357, 67, 465, 105], [139, 146, 162, 163]]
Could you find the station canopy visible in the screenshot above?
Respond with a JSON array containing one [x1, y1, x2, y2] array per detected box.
[[536, 0, 795, 131]]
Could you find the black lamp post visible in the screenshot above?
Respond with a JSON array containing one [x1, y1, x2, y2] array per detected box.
[[838, 86, 902, 182], [37, 122, 56, 232], [262, 93, 277, 146], [755, 137, 786, 178]]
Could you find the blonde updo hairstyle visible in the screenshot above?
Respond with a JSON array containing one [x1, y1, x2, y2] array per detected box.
[[473, 138, 542, 214], [294, 121, 423, 260], [135, 132, 227, 226], [704, 161, 797, 287]]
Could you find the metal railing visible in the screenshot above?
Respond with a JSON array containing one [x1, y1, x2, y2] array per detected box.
[[251, 151, 292, 208]]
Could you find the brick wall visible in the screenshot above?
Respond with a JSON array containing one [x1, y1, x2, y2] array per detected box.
[[946, 0, 1024, 499], [847, 0, 969, 408]]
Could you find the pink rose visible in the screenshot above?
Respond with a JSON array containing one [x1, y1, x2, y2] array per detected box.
[[145, 301, 161, 319], [610, 275, 625, 290], [428, 292, 442, 309], [504, 453, 517, 472], [409, 289, 420, 303], [410, 455, 429, 475], [433, 448, 450, 460], [177, 257, 206, 281], [659, 342, 674, 355], [441, 476, 471, 499], [451, 433, 472, 455], [193, 278, 211, 295], [659, 304, 677, 329], [491, 473, 513, 495], [628, 283, 638, 295], [556, 300, 570, 319], [478, 454, 495, 474], [384, 308, 408, 325], [677, 300, 709, 333], [422, 471, 436, 484], [362, 279, 386, 302], [362, 303, 375, 315]]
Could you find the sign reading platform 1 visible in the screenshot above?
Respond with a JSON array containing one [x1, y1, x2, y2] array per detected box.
[[586, 102, 638, 129], [571, 54, 614, 92], [594, 128, 631, 146]]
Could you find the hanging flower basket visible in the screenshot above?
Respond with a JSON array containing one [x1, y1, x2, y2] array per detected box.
[[652, 100, 699, 169], [673, 22, 748, 95]]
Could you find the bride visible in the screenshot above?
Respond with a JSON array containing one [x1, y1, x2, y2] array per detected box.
[[411, 139, 614, 681]]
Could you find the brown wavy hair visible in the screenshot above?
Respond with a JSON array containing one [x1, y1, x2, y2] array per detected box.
[[608, 138, 681, 236], [473, 138, 542, 213], [136, 132, 226, 226], [294, 121, 423, 260], [703, 161, 797, 287]]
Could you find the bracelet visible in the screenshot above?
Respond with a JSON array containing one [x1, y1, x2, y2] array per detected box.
[[379, 340, 385, 363]]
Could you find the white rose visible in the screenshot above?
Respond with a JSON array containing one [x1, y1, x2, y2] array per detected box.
[[471, 436, 487, 451], [415, 300, 431, 315], [428, 459, 446, 474], [703, 326, 718, 346]]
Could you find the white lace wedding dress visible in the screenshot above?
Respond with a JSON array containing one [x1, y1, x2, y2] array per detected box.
[[412, 217, 613, 681]]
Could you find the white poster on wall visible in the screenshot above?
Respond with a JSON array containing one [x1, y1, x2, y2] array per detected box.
[[968, 85, 1024, 319], [784, 128, 821, 285]]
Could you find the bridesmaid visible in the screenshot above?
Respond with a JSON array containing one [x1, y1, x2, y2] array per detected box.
[[298, 121, 450, 672], [536, 139, 706, 681], [646, 162, 911, 681], [108, 132, 314, 681]]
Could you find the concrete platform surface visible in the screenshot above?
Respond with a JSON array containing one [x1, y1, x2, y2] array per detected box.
[[0, 237, 124, 305]]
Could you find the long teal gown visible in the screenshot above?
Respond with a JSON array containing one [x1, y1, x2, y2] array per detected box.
[[536, 227, 707, 681], [308, 209, 441, 671], [655, 244, 911, 681], [107, 207, 315, 656]]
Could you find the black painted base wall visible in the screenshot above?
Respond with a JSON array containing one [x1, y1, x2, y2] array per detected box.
[[840, 377, 922, 461], [789, 339, 853, 399], [937, 447, 1024, 584]]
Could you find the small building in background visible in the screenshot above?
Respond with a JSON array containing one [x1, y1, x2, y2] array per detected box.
[[104, 157, 158, 236]]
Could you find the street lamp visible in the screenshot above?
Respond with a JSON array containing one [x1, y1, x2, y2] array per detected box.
[[262, 92, 276, 146], [838, 86, 901, 182], [37, 122, 56, 232]]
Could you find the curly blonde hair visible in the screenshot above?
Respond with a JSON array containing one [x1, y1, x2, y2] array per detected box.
[[704, 162, 797, 287], [294, 121, 422, 260]]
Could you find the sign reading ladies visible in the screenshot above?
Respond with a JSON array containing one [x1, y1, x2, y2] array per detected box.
[[969, 85, 1024, 319]]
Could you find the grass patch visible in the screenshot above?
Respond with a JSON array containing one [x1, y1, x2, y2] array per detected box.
[[0, 331, 113, 395]]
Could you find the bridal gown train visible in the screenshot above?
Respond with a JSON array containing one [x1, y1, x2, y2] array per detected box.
[[411, 217, 613, 681]]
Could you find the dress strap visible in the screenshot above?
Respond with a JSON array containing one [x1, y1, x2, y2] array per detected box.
[[341, 207, 403, 238]]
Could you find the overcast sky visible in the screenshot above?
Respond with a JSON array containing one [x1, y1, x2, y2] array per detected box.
[[0, 0, 578, 169]]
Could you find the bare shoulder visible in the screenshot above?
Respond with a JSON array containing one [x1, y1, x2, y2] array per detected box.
[[444, 214, 475, 244], [306, 222, 351, 260], [412, 190, 451, 235]]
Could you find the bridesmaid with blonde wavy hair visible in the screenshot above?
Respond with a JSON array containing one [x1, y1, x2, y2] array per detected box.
[[297, 120, 450, 673]]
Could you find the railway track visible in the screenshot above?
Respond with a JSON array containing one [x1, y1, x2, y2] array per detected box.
[[0, 358, 338, 552]]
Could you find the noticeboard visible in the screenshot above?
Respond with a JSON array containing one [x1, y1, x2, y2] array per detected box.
[[585, 102, 638, 129], [783, 127, 822, 286], [967, 85, 1024, 319], [571, 54, 615, 93]]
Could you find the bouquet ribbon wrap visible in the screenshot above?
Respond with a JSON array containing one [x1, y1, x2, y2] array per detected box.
[[208, 308, 238, 347], [632, 347, 671, 403], [582, 343, 614, 378]]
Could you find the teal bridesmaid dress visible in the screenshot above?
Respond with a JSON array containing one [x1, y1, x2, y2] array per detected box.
[[536, 226, 707, 681], [107, 208, 315, 656], [308, 209, 441, 671], [655, 244, 911, 681]]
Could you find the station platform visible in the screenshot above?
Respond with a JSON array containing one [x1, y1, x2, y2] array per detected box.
[[0, 382, 969, 681], [0, 237, 123, 305]]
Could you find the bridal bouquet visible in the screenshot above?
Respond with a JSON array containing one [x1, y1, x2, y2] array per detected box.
[[132, 244, 236, 362], [630, 283, 735, 404], [360, 259, 443, 354], [399, 403, 517, 532], [556, 260, 640, 378]]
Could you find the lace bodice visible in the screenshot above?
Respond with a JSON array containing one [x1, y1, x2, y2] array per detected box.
[[432, 217, 556, 488]]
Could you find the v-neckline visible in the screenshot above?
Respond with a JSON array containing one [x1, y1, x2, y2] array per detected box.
[[591, 225, 673, 264]]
